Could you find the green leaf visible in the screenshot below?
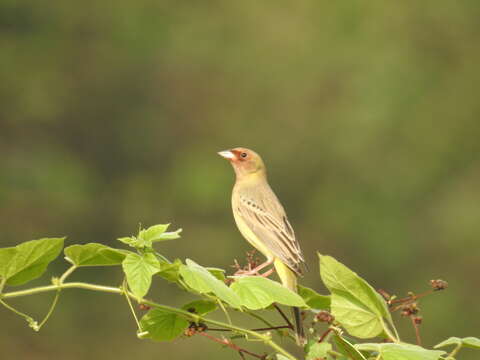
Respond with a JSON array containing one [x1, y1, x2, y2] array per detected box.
[[306, 342, 332, 360], [463, 337, 480, 349], [332, 333, 367, 360], [355, 343, 445, 360], [298, 285, 330, 310], [181, 300, 217, 315], [0, 247, 17, 280], [206, 267, 226, 282], [139, 308, 188, 341], [1, 238, 64, 286], [434, 337, 462, 349], [319, 254, 397, 339], [118, 237, 136, 246], [435, 336, 480, 350], [154, 229, 183, 242], [276, 355, 290, 360], [230, 276, 306, 310], [139, 224, 170, 243], [156, 259, 182, 283], [65, 243, 129, 267], [179, 259, 241, 308], [122, 252, 160, 298]]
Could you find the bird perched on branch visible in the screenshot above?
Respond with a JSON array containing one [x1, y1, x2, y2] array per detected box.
[[218, 147, 306, 345]]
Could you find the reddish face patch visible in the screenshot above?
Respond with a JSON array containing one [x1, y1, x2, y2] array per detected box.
[[230, 148, 250, 162]]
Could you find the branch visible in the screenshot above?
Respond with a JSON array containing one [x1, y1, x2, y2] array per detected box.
[[199, 332, 266, 359], [1, 281, 298, 360], [273, 304, 294, 330]]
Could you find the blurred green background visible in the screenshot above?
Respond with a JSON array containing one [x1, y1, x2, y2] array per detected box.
[[1, 1, 479, 359]]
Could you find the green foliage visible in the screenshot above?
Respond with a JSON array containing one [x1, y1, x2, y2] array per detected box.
[[122, 252, 160, 298], [65, 243, 129, 267], [139, 308, 189, 342], [0, 238, 64, 286], [355, 343, 446, 360], [179, 259, 242, 308], [156, 259, 182, 283], [319, 254, 397, 339], [305, 342, 332, 360], [181, 300, 217, 316], [0, 224, 478, 360], [435, 337, 480, 350], [231, 276, 306, 310], [118, 224, 182, 250], [298, 285, 330, 310], [332, 333, 366, 360]]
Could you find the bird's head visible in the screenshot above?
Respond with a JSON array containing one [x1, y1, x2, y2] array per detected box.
[[218, 147, 266, 179]]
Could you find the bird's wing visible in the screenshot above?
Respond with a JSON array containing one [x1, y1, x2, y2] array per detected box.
[[236, 191, 305, 275]]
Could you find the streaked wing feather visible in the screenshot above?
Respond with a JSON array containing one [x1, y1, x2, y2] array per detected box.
[[236, 194, 305, 275]]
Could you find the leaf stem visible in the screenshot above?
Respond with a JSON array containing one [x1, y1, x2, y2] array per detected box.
[[380, 317, 399, 343], [59, 265, 77, 283], [273, 304, 294, 329], [1, 281, 298, 360], [245, 311, 286, 338], [447, 343, 462, 359], [217, 298, 232, 324], [122, 279, 142, 332]]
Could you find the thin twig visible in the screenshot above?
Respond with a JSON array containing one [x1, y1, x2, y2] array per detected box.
[[208, 325, 289, 332], [252, 325, 290, 332], [410, 316, 421, 346], [217, 298, 232, 325], [389, 290, 433, 305], [273, 304, 294, 329], [199, 332, 266, 359], [318, 328, 333, 343]]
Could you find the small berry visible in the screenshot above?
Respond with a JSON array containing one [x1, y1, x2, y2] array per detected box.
[[316, 311, 334, 323]]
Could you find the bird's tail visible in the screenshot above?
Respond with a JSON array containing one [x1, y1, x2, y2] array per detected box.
[[274, 259, 306, 346]]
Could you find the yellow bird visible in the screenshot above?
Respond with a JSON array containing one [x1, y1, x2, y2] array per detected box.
[[218, 147, 306, 345]]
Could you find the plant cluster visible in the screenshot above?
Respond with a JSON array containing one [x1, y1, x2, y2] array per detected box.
[[0, 223, 478, 360]]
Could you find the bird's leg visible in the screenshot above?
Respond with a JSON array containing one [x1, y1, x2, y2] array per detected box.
[[234, 258, 274, 276], [258, 267, 274, 278]]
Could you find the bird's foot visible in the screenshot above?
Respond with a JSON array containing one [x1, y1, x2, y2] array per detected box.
[[233, 261, 275, 278]]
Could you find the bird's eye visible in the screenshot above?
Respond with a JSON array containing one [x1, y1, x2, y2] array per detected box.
[[240, 152, 248, 158]]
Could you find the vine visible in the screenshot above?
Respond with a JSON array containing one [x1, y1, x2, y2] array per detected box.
[[0, 224, 478, 360]]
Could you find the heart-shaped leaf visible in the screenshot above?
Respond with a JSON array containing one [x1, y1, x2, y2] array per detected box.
[[140, 308, 188, 341], [319, 254, 397, 339], [0, 238, 64, 286], [179, 259, 241, 308], [65, 243, 130, 267], [122, 252, 160, 298], [230, 276, 306, 310]]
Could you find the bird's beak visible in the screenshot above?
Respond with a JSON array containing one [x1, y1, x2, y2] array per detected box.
[[218, 150, 235, 160]]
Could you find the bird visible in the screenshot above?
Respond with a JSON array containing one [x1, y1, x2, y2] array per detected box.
[[218, 147, 306, 345]]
